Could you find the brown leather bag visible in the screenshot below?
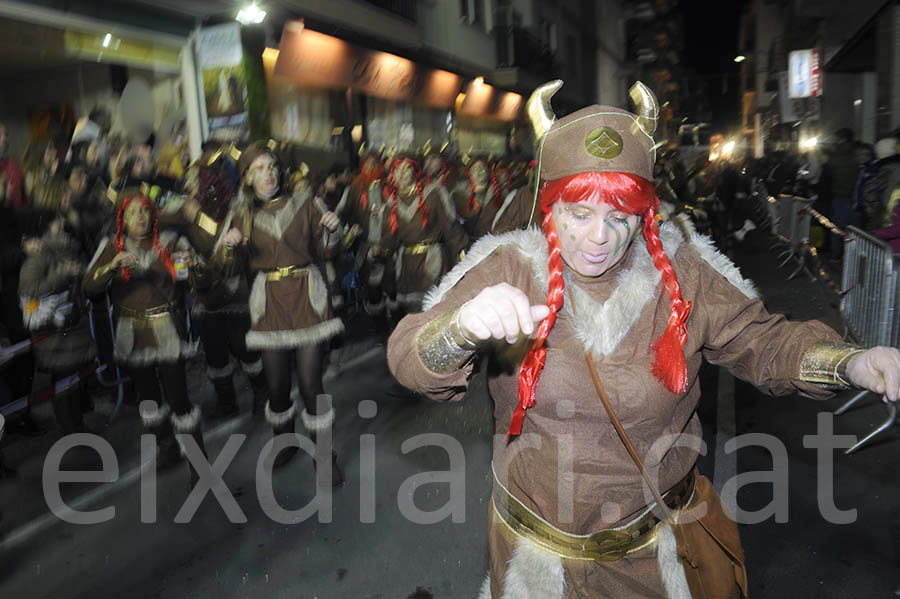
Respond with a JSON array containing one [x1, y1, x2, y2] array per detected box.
[[573, 288, 748, 597]]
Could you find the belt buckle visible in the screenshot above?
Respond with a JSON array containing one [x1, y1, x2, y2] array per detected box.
[[276, 266, 293, 278], [582, 528, 633, 562]]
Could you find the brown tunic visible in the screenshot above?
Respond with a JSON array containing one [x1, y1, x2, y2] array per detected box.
[[230, 190, 344, 350], [381, 186, 470, 310], [83, 231, 195, 366], [388, 224, 840, 598], [491, 185, 536, 235]]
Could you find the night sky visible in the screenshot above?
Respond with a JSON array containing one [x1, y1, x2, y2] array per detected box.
[[680, 0, 748, 131]]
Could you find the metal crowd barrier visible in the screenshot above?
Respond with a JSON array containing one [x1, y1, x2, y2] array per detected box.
[[834, 226, 900, 453], [767, 194, 817, 281]]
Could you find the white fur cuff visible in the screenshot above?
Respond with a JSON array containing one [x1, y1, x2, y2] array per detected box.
[[241, 359, 263, 376], [265, 401, 297, 427], [170, 405, 202, 433], [301, 407, 335, 432], [207, 362, 234, 380], [140, 402, 172, 427]]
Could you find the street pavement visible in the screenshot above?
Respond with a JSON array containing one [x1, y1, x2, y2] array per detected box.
[[0, 229, 898, 598]]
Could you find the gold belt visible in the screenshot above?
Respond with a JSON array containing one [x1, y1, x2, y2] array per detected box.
[[403, 240, 438, 255], [491, 468, 695, 563], [265, 265, 310, 281], [118, 303, 175, 324]]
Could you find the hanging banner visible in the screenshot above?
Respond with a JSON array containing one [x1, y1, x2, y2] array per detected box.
[[197, 23, 249, 141]]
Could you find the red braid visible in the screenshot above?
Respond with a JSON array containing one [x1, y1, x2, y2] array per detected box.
[[488, 170, 503, 207], [494, 167, 512, 197], [465, 174, 480, 215], [643, 206, 691, 394], [388, 186, 399, 234], [510, 210, 565, 436]]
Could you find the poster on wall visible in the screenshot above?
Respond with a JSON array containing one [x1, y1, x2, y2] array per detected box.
[[196, 23, 249, 142]]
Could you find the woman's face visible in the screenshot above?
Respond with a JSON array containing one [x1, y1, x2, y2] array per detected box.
[[249, 154, 279, 199], [395, 163, 415, 189], [550, 199, 642, 277], [124, 201, 152, 238]]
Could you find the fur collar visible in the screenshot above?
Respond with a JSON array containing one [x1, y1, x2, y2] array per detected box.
[[423, 221, 758, 360], [395, 192, 422, 224], [425, 182, 457, 221], [253, 189, 309, 240]]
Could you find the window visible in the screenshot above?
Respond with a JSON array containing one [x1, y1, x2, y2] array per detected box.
[[460, 0, 484, 26], [540, 19, 557, 52]]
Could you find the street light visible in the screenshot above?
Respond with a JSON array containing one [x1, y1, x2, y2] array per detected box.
[[734, 55, 746, 63], [236, 3, 267, 25]]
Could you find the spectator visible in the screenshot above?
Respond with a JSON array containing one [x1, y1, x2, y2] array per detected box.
[[860, 137, 900, 231], [829, 128, 860, 258], [0, 123, 26, 211]]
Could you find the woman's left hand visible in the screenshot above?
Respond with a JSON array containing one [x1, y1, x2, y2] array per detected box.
[[320, 211, 340, 233], [846, 346, 900, 402]]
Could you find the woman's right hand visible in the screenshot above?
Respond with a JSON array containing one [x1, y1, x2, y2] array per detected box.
[[457, 283, 550, 346], [223, 227, 244, 249], [110, 252, 137, 270]]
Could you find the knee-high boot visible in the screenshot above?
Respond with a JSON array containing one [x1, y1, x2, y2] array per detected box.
[[302, 408, 343, 486], [208, 364, 238, 418], [265, 401, 298, 468], [171, 406, 205, 489], [140, 403, 181, 470], [241, 359, 267, 416]]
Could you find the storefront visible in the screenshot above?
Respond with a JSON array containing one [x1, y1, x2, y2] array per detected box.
[[264, 20, 524, 165]]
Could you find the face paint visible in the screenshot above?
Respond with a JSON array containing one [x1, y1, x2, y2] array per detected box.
[[551, 199, 641, 277]]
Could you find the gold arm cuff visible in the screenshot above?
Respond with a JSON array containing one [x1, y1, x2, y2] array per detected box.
[[196, 212, 218, 237], [798, 341, 867, 388], [93, 263, 114, 281], [414, 307, 478, 374]]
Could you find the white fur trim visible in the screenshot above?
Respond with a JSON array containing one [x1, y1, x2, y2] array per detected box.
[[424, 243, 443, 283], [249, 272, 267, 325], [170, 405, 202, 433], [265, 401, 297, 427], [484, 538, 566, 599], [241, 359, 263, 376], [368, 262, 385, 286], [207, 363, 234, 379], [396, 194, 422, 224], [211, 208, 235, 257], [396, 291, 425, 311], [335, 186, 350, 216], [308, 267, 328, 318], [325, 261, 337, 283], [245, 318, 345, 350], [367, 201, 386, 245], [301, 407, 335, 432], [113, 314, 199, 366], [492, 189, 520, 233], [688, 232, 759, 299], [365, 298, 385, 315], [426, 182, 457, 221], [86, 237, 110, 272], [253, 190, 309, 240], [140, 402, 171, 427], [658, 522, 693, 599]]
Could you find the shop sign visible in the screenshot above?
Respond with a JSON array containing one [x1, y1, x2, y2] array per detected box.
[[197, 23, 249, 141], [788, 49, 822, 98]]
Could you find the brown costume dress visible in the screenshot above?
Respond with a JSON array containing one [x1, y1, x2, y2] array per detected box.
[[388, 223, 841, 599], [381, 186, 469, 311], [228, 189, 344, 350], [491, 186, 536, 235]]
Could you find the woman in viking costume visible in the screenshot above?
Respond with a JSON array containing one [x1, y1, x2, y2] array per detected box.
[[221, 141, 344, 480], [378, 155, 469, 313], [451, 156, 504, 242], [180, 154, 267, 418], [83, 190, 204, 484], [387, 81, 900, 598], [488, 161, 537, 236]]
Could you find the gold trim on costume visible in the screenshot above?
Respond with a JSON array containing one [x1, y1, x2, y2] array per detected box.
[[403, 240, 438, 255], [265, 265, 310, 281], [491, 466, 694, 563], [798, 341, 867, 388], [414, 307, 477, 374], [118, 303, 175, 325], [196, 212, 218, 237]]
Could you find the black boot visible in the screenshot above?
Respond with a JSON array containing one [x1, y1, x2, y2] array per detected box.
[[210, 374, 239, 419], [51, 390, 85, 435], [302, 408, 344, 487], [266, 402, 298, 468], [172, 407, 205, 490], [249, 373, 268, 417], [141, 404, 181, 471]]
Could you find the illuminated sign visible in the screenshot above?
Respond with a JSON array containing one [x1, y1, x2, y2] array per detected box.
[[788, 49, 822, 98]]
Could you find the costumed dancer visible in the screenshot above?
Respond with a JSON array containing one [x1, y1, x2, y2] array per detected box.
[[83, 190, 204, 486], [221, 141, 344, 481], [377, 155, 469, 314], [490, 161, 538, 235], [387, 80, 900, 598], [451, 156, 504, 242], [180, 153, 267, 418]]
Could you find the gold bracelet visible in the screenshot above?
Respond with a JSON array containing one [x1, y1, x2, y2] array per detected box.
[[93, 263, 114, 281], [798, 341, 867, 388], [414, 306, 478, 374]]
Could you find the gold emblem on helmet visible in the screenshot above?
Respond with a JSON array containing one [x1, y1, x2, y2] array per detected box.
[[584, 127, 623, 159]]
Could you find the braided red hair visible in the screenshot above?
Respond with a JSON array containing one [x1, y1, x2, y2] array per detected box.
[[115, 194, 176, 284], [509, 171, 691, 437], [358, 156, 384, 212], [387, 158, 429, 234]]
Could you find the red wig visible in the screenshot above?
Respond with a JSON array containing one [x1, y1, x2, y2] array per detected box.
[[115, 194, 176, 284], [425, 157, 449, 188], [387, 157, 429, 234], [509, 171, 691, 437], [357, 155, 385, 211], [493, 166, 512, 197]]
